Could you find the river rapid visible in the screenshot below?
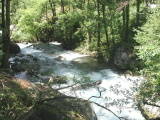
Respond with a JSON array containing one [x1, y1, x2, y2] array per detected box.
[[11, 42, 145, 120]]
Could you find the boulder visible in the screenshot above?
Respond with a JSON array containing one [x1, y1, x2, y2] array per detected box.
[[10, 54, 40, 74], [113, 46, 135, 70], [24, 97, 97, 120], [9, 42, 20, 54]]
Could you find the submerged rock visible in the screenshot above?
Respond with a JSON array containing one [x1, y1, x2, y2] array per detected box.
[[72, 56, 101, 70], [10, 54, 40, 74]]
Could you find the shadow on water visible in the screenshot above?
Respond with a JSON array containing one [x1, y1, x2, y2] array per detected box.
[[10, 42, 144, 120]]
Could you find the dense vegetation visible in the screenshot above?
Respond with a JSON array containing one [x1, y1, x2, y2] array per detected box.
[[0, 0, 160, 120], [0, 73, 34, 120], [10, 0, 144, 59], [135, 6, 160, 117], [1, 0, 157, 63]]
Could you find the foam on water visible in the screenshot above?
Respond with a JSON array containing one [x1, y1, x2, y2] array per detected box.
[[15, 43, 144, 120], [57, 70, 144, 120], [15, 71, 28, 80], [59, 51, 88, 61]]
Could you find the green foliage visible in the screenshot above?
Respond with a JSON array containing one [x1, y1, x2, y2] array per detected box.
[[10, 0, 148, 61], [0, 86, 34, 120], [55, 10, 84, 49], [11, 0, 125, 57], [0, 88, 25, 120], [135, 7, 160, 102], [11, 0, 48, 42], [0, 73, 36, 120]]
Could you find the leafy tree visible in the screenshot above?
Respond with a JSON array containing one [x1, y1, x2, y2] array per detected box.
[[10, 0, 148, 61], [135, 6, 160, 114]]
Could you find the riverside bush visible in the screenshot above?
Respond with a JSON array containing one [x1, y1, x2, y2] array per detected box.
[[135, 7, 160, 104]]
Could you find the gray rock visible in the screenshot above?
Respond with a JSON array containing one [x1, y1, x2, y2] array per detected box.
[[9, 42, 20, 54], [113, 46, 135, 70], [11, 54, 40, 74], [15, 85, 98, 120], [25, 97, 97, 120]]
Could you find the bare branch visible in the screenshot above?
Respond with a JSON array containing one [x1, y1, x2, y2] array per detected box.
[[143, 101, 160, 108], [90, 101, 128, 120], [54, 83, 78, 91], [88, 87, 106, 100], [54, 80, 102, 91]]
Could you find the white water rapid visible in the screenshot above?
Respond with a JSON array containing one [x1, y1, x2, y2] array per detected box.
[[12, 42, 145, 120]]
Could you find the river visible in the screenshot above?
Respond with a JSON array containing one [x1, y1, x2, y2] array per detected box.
[[11, 42, 144, 120]]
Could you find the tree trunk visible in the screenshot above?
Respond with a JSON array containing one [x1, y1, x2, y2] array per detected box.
[[45, 3, 49, 20], [136, 0, 140, 26], [2, 0, 5, 42], [96, 0, 101, 58], [125, 3, 129, 42], [110, 12, 115, 45], [122, 8, 126, 30], [1, 0, 10, 68], [122, 3, 130, 42], [60, 0, 65, 13], [87, 31, 92, 49], [49, 0, 56, 19], [102, 4, 110, 49]]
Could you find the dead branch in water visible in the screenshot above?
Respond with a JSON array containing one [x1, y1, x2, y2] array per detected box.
[[54, 83, 78, 90], [88, 87, 106, 100], [54, 80, 102, 91]]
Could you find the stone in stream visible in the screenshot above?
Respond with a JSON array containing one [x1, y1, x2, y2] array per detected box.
[[10, 54, 40, 74], [9, 42, 21, 54]]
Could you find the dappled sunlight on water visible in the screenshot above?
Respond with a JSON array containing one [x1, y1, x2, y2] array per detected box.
[[13, 42, 144, 120]]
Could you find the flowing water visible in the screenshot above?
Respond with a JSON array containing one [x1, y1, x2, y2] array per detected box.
[[11, 42, 144, 120]]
